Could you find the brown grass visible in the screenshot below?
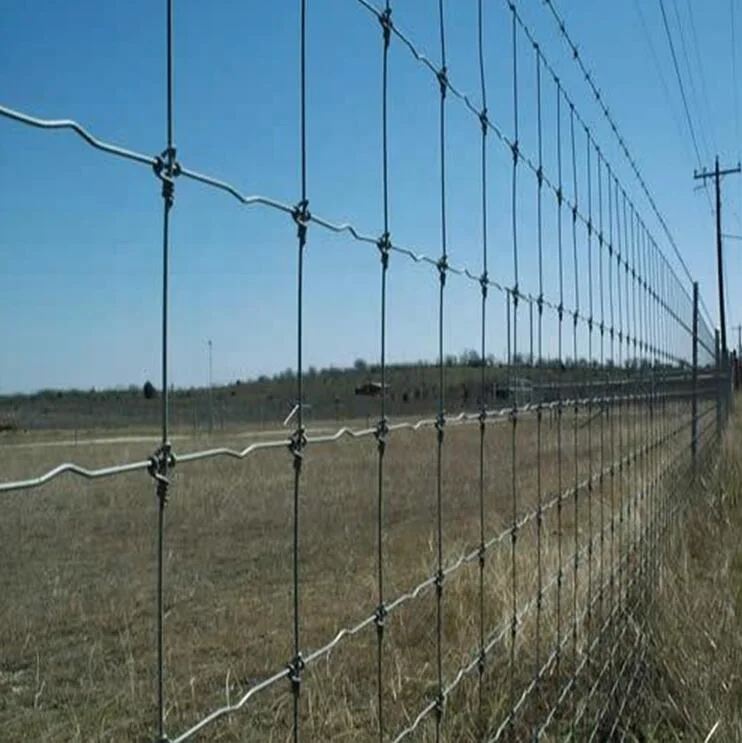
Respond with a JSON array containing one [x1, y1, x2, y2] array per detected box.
[[627, 404, 742, 742], [0, 400, 710, 741]]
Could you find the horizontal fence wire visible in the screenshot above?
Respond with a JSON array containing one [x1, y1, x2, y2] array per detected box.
[[0, 386, 716, 494], [0, 1, 733, 742]]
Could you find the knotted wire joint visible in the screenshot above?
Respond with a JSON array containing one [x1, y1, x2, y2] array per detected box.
[[292, 199, 311, 245], [511, 139, 520, 165], [375, 417, 389, 454], [148, 442, 176, 503], [377, 231, 391, 270], [153, 147, 181, 207], [509, 405, 518, 426], [479, 107, 489, 135], [379, 6, 392, 47], [374, 603, 388, 634], [435, 412, 445, 444], [435, 692, 445, 722], [478, 542, 486, 569], [511, 283, 520, 309], [434, 568, 445, 596], [479, 270, 489, 299], [437, 66, 448, 98], [288, 427, 307, 473], [287, 654, 305, 695], [437, 255, 448, 287]]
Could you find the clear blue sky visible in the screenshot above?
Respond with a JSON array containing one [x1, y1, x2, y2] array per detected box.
[[1, 0, 740, 394]]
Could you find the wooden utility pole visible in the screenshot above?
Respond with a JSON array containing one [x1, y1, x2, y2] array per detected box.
[[693, 157, 741, 359]]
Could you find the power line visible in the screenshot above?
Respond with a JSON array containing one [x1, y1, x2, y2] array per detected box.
[[682, 0, 717, 155], [633, 0, 690, 157], [658, 0, 704, 168], [541, 0, 699, 292], [732, 0, 741, 154], [671, 0, 713, 161]]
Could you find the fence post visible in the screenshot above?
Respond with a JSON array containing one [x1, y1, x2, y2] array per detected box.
[[715, 329, 722, 440], [691, 283, 699, 469]]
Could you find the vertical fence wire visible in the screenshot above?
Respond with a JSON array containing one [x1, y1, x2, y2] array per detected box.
[[289, 1, 309, 738], [154, 1, 175, 738], [569, 101, 580, 734], [508, 5, 520, 736], [435, 1, 448, 737], [375, 3, 392, 739], [596, 144, 607, 733], [583, 126, 595, 736], [532, 41, 545, 740], [477, 0, 489, 733], [554, 76, 565, 700]]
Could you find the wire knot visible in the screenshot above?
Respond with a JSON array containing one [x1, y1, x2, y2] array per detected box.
[[536, 165, 543, 188], [435, 413, 445, 443], [148, 442, 175, 502], [478, 543, 486, 568], [437, 256, 448, 286], [509, 406, 518, 425], [379, 6, 392, 48], [374, 603, 388, 632], [556, 187, 563, 207], [375, 417, 389, 452], [289, 427, 307, 472], [437, 66, 448, 98], [479, 107, 488, 135], [435, 569, 445, 599], [287, 654, 305, 694], [435, 692, 445, 720], [153, 147, 180, 207], [292, 200, 310, 246], [377, 231, 391, 269], [511, 139, 519, 165], [479, 271, 488, 298]]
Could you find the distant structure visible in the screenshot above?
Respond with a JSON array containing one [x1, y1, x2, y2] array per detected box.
[[354, 381, 390, 397]]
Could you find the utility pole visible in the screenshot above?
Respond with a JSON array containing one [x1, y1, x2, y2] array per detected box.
[[733, 324, 742, 359], [207, 339, 214, 435], [693, 156, 741, 359]]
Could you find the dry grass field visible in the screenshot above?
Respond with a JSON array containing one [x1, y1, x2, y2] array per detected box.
[[0, 397, 717, 741]]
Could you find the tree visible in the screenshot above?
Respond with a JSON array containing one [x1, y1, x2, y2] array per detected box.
[[354, 358, 368, 373], [143, 380, 157, 400]]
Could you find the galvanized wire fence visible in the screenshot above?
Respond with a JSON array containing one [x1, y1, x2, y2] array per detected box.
[[0, 1, 734, 741]]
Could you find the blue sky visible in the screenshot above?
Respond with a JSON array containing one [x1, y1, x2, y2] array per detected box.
[[1, 0, 739, 394]]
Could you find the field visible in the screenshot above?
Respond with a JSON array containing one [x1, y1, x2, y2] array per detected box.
[[0, 394, 720, 741]]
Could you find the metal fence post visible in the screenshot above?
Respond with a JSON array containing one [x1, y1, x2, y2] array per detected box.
[[691, 282, 699, 469], [715, 329, 722, 440]]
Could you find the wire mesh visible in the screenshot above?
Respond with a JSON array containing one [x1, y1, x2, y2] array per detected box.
[[0, 1, 733, 741]]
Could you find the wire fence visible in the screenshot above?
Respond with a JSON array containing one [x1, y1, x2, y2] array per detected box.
[[0, 1, 735, 741]]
